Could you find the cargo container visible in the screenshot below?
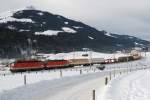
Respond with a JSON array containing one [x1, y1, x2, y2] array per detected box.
[[69, 59, 90, 66], [91, 58, 105, 64]]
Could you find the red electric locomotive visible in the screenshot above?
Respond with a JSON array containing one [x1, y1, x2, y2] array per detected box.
[[45, 60, 70, 69], [10, 60, 45, 72]]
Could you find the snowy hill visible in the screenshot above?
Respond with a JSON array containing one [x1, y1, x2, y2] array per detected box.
[[0, 7, 150, 57], [44, 51, 129, 60]]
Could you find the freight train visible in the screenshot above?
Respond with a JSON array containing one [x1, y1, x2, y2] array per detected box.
[[10, 52, 141, 72]]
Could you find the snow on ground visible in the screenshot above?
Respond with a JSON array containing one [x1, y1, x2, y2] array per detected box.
[[64, 22, 69, 25], [19, 29, 30, 32], [134, 42, 143, 46], [0, 69, 105, 100], [105, 33, 117, 38], [0, 17, 34, 23], [0, 10, 34, 23], [2, 63, 128, 100], [35, 27, 77, 36], [88, 36, 94, 40], [0, 66, 100, 92], [0, 63, 146, 100], [46, 51, 130, 60], [0, 6, 38, 24], [62, 27, 77, 33], [38, 12, 44, 16], [35, 30, 62, 36], [100, 69, 150, 100], [72, 26, 83, 29], [0, 59, 15, 74]]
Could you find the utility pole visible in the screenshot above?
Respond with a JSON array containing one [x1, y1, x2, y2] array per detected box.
[[27, 38, 32, 59], [89, 49, 92, 67]]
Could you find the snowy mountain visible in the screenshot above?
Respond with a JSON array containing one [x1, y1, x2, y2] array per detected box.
[[0, 7, 149, 57]]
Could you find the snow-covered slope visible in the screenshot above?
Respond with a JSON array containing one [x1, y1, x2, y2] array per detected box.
[[44, 51, 130, 60], [0, 10, 34, 24]]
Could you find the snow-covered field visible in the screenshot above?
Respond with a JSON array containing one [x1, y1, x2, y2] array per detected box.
[[45, 51, 130, 60], [0, 52, 149, 100], [0, 66, 101, 93], [100, 69, 150, 100]]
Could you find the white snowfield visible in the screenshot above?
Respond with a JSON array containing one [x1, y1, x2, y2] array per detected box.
[[35, 30, 62, 36], [0, 68, 129, 100], [105, 33, 117, 38], [0, 6, 38, 24], [35, 27, 76, 36], [101, 70, 150, 100], [0, 10, 34, 24], [45, 51, 130, 60], [0, 71, 107, 100], [62, 27, 77, 33], [0, 52, 149, 100]]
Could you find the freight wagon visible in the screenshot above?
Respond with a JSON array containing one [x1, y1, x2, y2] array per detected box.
[[130, 50, 141, 60], [103, 59, 117, 64], [132, 55, 141, 60], [118, 56, 134, 62], [91, 58, 105, 64], [69, 59, 90, 66], [69, 58, 105, 66]]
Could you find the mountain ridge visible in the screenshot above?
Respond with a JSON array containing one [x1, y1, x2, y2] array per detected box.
[[0, 8, 149, 58]]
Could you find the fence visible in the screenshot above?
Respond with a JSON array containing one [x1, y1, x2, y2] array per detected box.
[[91, 64, 150, 100]]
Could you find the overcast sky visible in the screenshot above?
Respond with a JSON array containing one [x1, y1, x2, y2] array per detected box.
[[1, 0, 150, 40]]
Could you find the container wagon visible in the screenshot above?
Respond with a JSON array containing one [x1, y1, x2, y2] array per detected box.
[[118, 56, 134, 62], [69, 59, 90, 66], [91, 58, 105, 64]]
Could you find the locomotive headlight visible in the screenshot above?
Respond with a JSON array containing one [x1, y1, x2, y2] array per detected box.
[[10, 63, 14, 67]]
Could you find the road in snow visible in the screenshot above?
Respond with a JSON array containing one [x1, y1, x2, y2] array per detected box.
[[0, 71, 109, 100], [101, 69, 150, 100], [0, 67, 144, 100]]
